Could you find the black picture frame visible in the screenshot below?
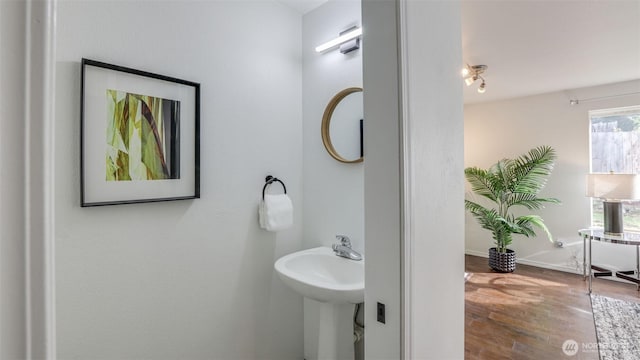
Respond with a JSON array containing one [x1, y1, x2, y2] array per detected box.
[[81, 58, 200, 206]]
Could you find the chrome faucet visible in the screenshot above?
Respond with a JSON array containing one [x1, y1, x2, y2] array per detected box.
[[332, 235, 362, 261]]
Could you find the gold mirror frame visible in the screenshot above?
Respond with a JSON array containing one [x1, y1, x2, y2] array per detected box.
[[321, 87, 364, 164]]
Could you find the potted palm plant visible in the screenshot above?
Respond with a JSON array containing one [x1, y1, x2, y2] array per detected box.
[[464, 145, 560, 272]]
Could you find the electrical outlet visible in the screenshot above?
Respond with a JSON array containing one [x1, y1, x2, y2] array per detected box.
[[377, 302, 386, 324]]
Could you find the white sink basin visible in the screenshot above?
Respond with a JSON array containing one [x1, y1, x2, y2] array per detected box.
[[274, 246, 364, 303]]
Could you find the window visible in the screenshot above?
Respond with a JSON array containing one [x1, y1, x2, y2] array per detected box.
[[590, 105, 640, 232]]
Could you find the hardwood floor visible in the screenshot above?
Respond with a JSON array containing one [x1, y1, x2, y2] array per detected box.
[[465, 255, 640, 360]]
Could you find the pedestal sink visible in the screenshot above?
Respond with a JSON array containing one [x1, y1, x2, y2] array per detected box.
[[275, 246, 364, 303], [275, 247, 364, 360]]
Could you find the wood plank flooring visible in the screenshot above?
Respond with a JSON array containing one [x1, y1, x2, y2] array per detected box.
[[465, 255, 640, 360]]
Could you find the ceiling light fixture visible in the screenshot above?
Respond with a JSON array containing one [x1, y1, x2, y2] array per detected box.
[[315, 26, 362, 54], [462, 64, 488, 94]]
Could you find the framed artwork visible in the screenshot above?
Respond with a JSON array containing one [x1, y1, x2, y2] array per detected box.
[[81, 58, 200, 206]]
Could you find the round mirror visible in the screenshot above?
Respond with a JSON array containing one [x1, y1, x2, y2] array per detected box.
[[321, 87, 364, 163]]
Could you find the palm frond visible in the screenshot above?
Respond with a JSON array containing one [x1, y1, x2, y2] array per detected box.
[[491, 159, 513, 192], [515, 215, 554, 242], [504, 193, 561, 210], [511, 146, 557, 194], [464, 167, 498, 202], [465, 200, 507, 239]]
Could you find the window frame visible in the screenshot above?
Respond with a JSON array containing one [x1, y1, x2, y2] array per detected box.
[[589, 105, 640, 231]]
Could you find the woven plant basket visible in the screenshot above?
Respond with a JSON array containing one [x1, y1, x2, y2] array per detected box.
[[488, 247, 516, 273]]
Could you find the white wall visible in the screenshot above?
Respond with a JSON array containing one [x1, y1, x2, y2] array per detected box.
[[362, 0, 401, 358], [302, 2, 363, 359], [401, 1, 465, 359], [1, 1, 27, 358], [465, 80, 640, 274], [363, 2, 465, 359], [55, 1, 304, 359], [302, 0, 364, 254]]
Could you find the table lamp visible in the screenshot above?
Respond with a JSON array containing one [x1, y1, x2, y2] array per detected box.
[[586, 173, 640, 235]]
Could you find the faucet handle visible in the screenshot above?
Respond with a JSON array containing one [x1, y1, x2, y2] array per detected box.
[[335, 235, 352, 248]]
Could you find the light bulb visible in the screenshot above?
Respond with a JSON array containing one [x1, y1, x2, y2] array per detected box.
[[477, 82, 486, 94], [461, 67, 470, 77], [465, 76, 476, 86]]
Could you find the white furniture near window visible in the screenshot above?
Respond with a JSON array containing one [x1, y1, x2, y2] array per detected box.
[[579, 228, 640, 293]]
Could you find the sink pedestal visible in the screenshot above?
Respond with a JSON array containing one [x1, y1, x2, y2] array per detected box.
[[304, 298, 354, 360], [273, 247, 363, 360]]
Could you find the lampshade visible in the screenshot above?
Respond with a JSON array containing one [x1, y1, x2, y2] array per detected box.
[[586, 174, 640, 200]]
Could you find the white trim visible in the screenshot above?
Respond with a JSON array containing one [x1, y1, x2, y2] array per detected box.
[[396, 0, 412, 359], [517, 258, 581, 275], [24, 0, 57, 358], [25, 0, 33, 353], [465, 249, 582, 275], [45, 0, 57, 356], [466, 249, 639, 286], [589, 105, 640, 118]]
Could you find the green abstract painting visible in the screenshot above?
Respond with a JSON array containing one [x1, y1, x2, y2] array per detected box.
[[106, 90, 180, 181]]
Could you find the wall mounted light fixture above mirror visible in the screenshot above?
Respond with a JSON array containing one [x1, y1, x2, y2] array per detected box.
[[315, 26, 362, 54], [321, 87, 364, 164]]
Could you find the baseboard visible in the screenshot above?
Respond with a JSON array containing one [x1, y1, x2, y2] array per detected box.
[[467, 249, 640, 289], [465, 249, 582, 275], [516, 258, 582, 275], [465, 249, 488, 259]]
